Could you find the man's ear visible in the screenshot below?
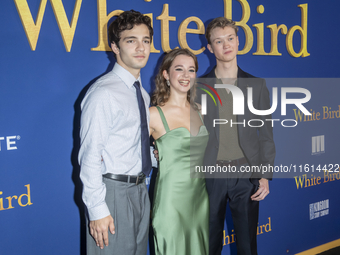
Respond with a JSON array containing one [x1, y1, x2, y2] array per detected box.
[[111, 42, 119, 55], [207, 44, 213, 54]]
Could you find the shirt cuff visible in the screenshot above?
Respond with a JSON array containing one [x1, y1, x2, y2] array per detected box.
[[87, 202, 111, 221]]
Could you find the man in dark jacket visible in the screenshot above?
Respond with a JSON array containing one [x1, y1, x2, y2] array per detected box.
[[197, 17, 275, 255]]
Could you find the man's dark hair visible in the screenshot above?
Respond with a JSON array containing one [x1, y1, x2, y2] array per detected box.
[[108, 10, 153, 49]]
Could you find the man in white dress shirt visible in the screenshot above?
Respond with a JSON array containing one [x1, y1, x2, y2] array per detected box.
[[79, 10, 153, 255]]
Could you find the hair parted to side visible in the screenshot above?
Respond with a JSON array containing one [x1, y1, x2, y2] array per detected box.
[[152, 48, 198, 109], [108, 10, 153, 49], [205, 17, 238, 44]]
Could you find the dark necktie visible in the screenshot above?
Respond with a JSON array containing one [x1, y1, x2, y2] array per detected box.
[[133, 81, 152, 177]]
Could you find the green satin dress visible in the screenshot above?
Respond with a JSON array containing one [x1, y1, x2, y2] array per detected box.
[[152, 106, 209, 255]]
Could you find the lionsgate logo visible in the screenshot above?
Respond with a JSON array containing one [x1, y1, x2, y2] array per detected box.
[[311, 135, 325, 155], [0, 135, 20, 151], [196, 78, 312, 128], [309, 199, 329, 220]]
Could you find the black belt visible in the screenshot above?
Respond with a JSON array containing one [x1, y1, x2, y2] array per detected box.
[[216, 157, 248, 167], [103, 172, 146, 185]]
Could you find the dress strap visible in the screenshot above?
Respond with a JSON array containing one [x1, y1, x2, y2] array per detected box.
[[197, 110, 204, 124], [156, 106, 170, 132]]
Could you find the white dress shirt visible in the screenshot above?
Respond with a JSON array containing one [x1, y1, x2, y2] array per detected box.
[[78, 63, 150, 220]]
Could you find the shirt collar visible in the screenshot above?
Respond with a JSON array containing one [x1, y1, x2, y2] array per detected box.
[[112, 63, 142, 88]]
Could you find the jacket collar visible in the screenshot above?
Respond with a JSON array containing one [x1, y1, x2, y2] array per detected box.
[[205, 65, 248, 79]]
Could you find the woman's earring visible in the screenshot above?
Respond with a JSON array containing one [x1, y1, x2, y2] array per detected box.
[[166, 79, 170, 87]]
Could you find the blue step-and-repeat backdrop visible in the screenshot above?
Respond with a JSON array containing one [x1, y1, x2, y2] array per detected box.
[[1, 1, 340, 254]]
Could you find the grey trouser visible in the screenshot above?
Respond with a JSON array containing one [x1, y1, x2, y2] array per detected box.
[[86, 177, 150, 255]]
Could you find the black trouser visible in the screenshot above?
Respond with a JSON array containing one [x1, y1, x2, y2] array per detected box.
[[206, 170, 259, 255]]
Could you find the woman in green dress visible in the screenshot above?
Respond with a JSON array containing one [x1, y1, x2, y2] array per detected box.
[[149, 49, 209, 255]]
